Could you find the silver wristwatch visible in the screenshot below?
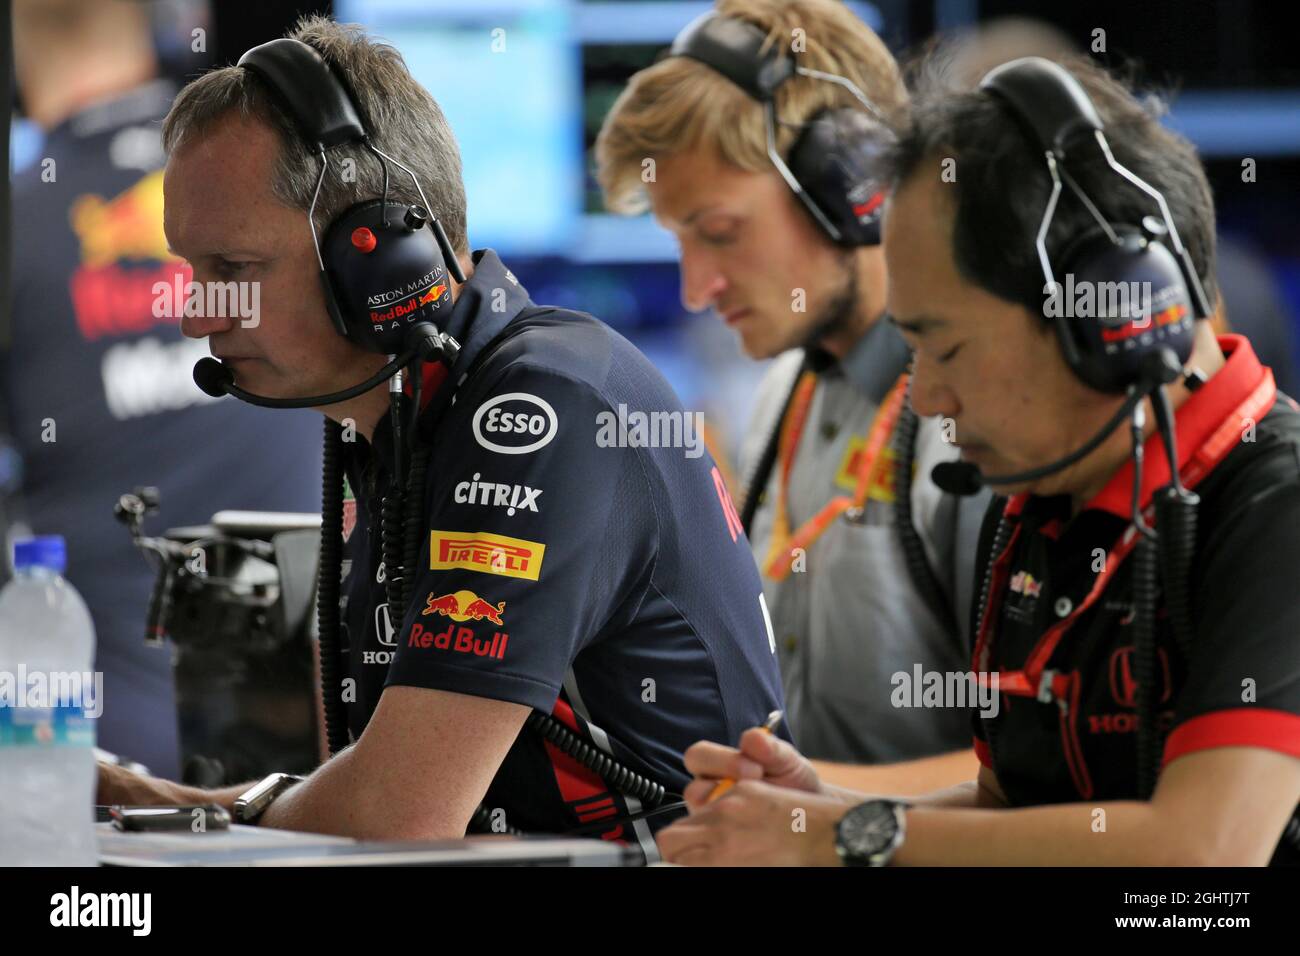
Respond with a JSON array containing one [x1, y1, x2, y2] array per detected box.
[[834, 799, 908, 867], [233, 772, 305, 825]]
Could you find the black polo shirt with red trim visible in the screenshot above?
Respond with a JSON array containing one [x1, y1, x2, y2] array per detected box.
[[970, 335, 1300, 864]]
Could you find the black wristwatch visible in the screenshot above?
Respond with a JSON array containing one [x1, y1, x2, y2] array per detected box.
[[834, 799, 907, 867], [233, 773, 305, 825]]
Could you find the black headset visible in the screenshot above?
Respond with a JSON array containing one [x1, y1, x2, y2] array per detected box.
[[969, 58, 1219, 806], [979, 56, 1212, 394], [669, 12, 896, 246], [237, 37, 465, 358], [680, 14, 956, 629], [226, 38, 681, 841]]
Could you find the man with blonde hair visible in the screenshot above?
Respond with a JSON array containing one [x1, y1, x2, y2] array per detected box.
[[597, 0, 989, 791]]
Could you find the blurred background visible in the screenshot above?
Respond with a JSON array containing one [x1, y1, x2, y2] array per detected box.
[[3, 0, 1298, 775]]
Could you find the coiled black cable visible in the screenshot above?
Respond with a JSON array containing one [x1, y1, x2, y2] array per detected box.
[[1131, 534, 1162, 800], [1154, 488, 1198, 661], [892, 393, 960, 638], [402, 445, 431, 596], [316, 418, 350, 757], [523, 710, 667, 808], [973, 510, 1013, 770], [380, 491, 406, 626]]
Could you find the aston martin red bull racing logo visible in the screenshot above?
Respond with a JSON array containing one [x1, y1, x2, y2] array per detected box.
[[422, 589, 506, 626], [1100, 302, 1189, 344], [368, 278, 447, 324]]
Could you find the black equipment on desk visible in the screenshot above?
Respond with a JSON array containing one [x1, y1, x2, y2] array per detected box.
[[111, 805, 231, 833], [116, 488, 323, 786]]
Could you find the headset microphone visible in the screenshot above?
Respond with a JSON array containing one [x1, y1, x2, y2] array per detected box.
[[192, 323, 458, 409], [930, 461, 986, 497], [932, 350, 1182, 497]]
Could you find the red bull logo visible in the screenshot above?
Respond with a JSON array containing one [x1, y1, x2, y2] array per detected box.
[[407, 621, 508, 660], [66, 169, 190, 342], [422, 589, 506, 625], [852, 191, 884, 219], [1009, 570, 1042, 598], [417, 283, 447, 306], [69, 169, 173, 268], [368, 295, 422, 324]]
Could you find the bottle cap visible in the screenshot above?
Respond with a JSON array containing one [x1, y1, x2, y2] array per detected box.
[[13, 535, 67, 573]]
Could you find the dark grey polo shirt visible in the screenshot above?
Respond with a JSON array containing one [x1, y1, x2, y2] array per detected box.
[[742, 318, 989, 762]]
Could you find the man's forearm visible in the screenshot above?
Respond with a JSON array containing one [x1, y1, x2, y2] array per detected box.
[[145, 751, 370, 837], [825, 776, 1002, 809], [121, 772, 249, 812], [813, 748, 981, 800], [893, 800, 1245, 866], [255, 745, 366, 836]]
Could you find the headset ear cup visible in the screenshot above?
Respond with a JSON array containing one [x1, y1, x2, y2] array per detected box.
[[786, 108, 894, 246], [321, 199, 454, 354], [1054, 227, 1198, 393]]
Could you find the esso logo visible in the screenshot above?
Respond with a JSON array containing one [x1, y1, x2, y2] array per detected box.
[[472, 392, 558, 455]]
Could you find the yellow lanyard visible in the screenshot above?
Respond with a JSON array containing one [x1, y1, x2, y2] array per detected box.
[[762, 372, 909, 581]]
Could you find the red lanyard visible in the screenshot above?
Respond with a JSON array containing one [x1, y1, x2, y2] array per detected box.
[[974, 369, 1278, 699], [763, 372, 909, 581]]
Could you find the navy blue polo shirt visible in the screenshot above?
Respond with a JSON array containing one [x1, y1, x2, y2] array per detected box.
[[337, 249, 788, 856], [969, 336, 1300, 864]]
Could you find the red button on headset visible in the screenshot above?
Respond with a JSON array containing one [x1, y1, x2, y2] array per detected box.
[[351, 227, 377, 253]]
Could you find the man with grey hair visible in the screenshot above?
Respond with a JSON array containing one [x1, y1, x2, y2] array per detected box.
[[96, 16, 788, 858]]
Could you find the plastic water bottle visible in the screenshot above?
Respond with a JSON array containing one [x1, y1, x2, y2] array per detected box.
[[0, 536, 98, 865]]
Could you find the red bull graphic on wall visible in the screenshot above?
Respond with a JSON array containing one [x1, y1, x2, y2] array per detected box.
[[68, 169, 190, 342]]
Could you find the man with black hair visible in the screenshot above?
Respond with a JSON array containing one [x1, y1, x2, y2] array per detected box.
[[657, 52, 1300, 866]]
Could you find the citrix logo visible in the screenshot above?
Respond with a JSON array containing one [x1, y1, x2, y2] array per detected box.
[[454, 473, 542, 517]]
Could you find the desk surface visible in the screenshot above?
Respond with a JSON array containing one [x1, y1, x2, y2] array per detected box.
[[96, 823, 632, 867]]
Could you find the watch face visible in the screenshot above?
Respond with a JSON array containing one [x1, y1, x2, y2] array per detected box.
[[839, 801, 900, 862]]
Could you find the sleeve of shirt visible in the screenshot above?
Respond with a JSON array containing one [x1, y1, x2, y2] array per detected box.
[[384, 362, 657, 713], [1164, 476, 1300, 766]]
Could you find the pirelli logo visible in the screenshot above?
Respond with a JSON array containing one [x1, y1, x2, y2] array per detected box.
[[428, 530, 545, 581]]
